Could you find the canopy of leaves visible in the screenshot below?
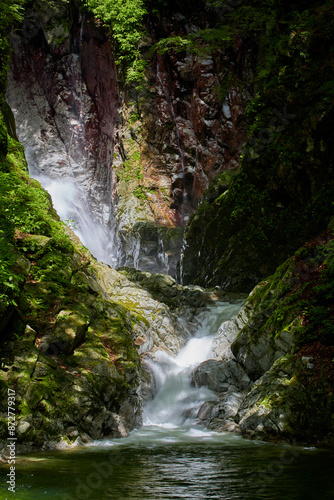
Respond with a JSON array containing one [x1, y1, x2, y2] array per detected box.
[[85, 0, 148, 82]]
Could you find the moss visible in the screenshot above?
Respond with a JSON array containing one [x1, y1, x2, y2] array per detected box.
[[133, 185, 148, 200], [182, 1, 334, 291]]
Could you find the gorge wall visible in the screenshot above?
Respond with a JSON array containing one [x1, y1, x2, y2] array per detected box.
[[6, 0, 250, 276], [0, 0, 333, 450], [181, 0, 334, 291], [7, 2, 120, 265]]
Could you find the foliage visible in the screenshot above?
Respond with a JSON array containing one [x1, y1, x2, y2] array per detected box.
[[117, 141, 143, 183], [152, 24, 233, 59], [248, 225, 334, 351], [183, 0, 334, 291], [133, 185, 148, 201], [0, 0, 25, 95], [0, 124, 73, 312], [85, 0, 148, 82]]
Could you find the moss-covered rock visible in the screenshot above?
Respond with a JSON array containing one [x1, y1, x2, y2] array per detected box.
[[237, 355, 334, 444], [204, 223, 334, 443], [181, 1, 334, 291]]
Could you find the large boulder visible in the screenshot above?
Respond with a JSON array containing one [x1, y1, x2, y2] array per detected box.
[[192, 359, 251, 394]]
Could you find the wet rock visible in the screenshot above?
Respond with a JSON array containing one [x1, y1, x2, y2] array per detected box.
[[197, 392, 245, 433], [92, 262, 190, 355], [212, 320, 240, 360], [231, 317, 296, 381], [192, 359, 251, 393]]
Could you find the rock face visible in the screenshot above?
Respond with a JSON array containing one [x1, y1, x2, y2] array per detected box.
[[0, 222, 221, 452], [7, 0, 249, 276], [195, 240, 334, 444], [192, 359, 251, 393], [180, 1, 334, 291], [0, 240, 143, 451], [7, 4, 120, 266]]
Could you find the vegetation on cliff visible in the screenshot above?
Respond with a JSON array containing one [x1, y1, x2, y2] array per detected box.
[[182, 0, 334, 290], [0, 4, 142, 447]]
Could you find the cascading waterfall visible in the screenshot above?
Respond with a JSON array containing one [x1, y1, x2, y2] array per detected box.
[[6, 15, 118, 267], [143, 300, 243, 428], [157, 234, 170, 275], [35, 175, 117, 265]]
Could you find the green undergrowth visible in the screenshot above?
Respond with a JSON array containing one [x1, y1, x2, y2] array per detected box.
[[118, 147, 143, 183], [183, 0, 334, 290], [84, 0, 149, 83], [0, 131, 73, 314]]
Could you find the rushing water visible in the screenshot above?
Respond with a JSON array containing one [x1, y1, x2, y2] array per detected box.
[[34, 175, 117, 266], [143, 301, 242, 427], [1, 302, 334, 499]]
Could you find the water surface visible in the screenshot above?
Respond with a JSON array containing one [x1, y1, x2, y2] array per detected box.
[[2, 301, 333, 500], [1, 427, 333, 499]]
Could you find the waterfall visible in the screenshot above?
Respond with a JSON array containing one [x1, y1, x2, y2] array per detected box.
[[143, 300, 243, 428], [157, 234, 170, 274], [37, 176, 117, 265], [6, 15, 118, 267]]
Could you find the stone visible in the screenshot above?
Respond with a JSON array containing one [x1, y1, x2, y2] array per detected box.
[[43, 309, 90, 355], [197, 392, 245, 432], [192, 359, 251, 394], [212, 319, 240, 360], [16, 421, 31, 438]]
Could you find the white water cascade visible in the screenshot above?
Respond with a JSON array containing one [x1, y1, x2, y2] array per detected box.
[[6, 31, 118, 267], [35, 175, 117, 265], [143, 300, 243, 428]]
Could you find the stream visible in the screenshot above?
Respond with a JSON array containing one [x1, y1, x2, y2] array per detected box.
[[4, 39, 334, 500], [1, 303, 334, 499]]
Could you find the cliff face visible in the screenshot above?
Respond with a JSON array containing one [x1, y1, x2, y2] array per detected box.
[[1, 0, 334, 449], [7, 3, 120, 265], [113, 4, 251, 273], [7, 0, 250, 275], [181, 0, 334, 290]]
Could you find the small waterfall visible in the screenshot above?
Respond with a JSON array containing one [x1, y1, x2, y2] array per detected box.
[[7, 15, 118, 267], [143, 301, 243, 427], [178, 238, 187, 285], [37, 176, 117, 265], [157, 234, 170, 274]]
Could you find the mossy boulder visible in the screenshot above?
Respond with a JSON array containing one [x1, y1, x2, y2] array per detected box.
[[204, 223, 334, 443], [237, 355, 334, 444]]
